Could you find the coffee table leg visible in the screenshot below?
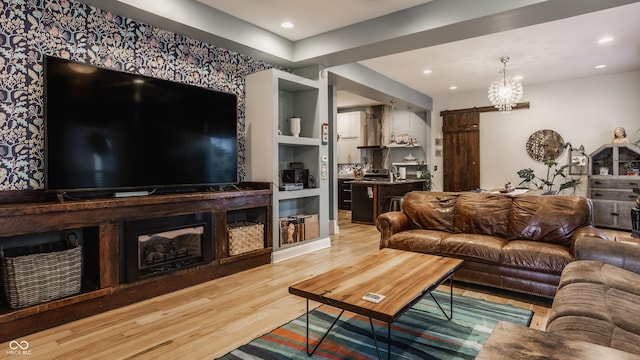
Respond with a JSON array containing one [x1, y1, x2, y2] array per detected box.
[[369, 319, 392, 360], [429, 275, 454, 320], [306, 299, 345, 356]]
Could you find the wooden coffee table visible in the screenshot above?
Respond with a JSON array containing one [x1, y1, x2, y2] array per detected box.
[[289, 248, 464, 359]]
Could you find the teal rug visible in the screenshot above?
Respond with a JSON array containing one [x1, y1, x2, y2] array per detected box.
[[217, 290, 533, 359]]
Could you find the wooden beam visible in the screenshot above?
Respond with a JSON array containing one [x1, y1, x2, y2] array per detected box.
[[440, 102, 530, 116]]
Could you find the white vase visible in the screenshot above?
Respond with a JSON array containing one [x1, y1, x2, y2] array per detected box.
[[289, 117, 301, 137]]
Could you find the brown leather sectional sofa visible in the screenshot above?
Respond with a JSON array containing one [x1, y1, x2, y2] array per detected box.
[[546, 237, 640, 355], [376, 191, 607, 298]]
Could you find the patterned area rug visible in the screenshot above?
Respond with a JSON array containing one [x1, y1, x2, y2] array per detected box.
[[217, 290, 534, 359]]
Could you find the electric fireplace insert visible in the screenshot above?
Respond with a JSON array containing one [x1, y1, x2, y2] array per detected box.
[[122, 212, 213, 283]]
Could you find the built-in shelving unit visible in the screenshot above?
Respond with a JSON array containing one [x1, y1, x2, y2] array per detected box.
[[246, 68, 330, 262]]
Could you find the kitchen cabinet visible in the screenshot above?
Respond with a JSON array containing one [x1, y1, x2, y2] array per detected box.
[[246, 69, 330, 261], [338, 178, 352, 210], [337, 111, 362, 139], [350, 179, 426, 224], [337, 111, 363, 164], [351, 183, 374, 223], [337, 138, 361, 164], [588, 144, 640, 230]]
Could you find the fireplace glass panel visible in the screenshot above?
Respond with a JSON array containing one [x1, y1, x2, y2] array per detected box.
[[123, 212, 213, 283], [138, 226, 203, 270]]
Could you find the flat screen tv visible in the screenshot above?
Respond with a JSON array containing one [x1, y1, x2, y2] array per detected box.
[[44, 56, 238, 197]]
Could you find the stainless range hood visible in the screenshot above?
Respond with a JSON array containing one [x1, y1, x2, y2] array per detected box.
[[357, 106, 384, 148]]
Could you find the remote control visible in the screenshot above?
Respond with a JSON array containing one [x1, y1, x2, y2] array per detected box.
[[362, 292, 385, 303]]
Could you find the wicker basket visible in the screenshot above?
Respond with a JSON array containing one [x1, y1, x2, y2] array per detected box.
[[0, 245, 83, 309], [228, 222, 264, 256]]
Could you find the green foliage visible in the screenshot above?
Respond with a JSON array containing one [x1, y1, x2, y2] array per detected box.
[[596, 157, 612, 168], [517, 160, 582, 194], [416, 163, 433, 191], [624, 161, 637, 172]]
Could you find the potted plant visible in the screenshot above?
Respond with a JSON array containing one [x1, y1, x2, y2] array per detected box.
[[597, 157, 612, 175], [517, 159, 582, 194], [624, 161, 637, 176], [416, 162, 433, 191]]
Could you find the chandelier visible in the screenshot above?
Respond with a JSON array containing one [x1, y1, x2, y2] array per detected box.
[[488, 56, 523, 113]]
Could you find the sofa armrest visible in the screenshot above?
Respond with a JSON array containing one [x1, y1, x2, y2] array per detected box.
[[574, 237, 640, 275], [376, 212, 412, 249], [569, 226, 608, 254]]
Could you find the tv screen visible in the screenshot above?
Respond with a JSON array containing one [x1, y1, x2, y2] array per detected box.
[[44, 56, 238, 195]]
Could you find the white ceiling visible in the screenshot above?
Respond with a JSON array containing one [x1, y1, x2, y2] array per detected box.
[[197, 0, 640, 100], [197, 0, 434, 42], [360, 2, 640, 97], [83, 0, 640, 108]]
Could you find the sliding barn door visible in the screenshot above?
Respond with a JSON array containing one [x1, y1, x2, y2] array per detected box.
[[442, 110, 480, 191]]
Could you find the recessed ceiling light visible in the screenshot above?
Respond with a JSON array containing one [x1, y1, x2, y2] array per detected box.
[[281, 22, 294, 29], [449, 85, 458, 90], [513, 75, 524, 81], [595, 64, 607, 69], [598, 36, 614, 44], [423, 69, 432, 74]]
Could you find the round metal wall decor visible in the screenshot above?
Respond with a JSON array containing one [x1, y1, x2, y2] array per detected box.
[[526, 129, 565, 161]]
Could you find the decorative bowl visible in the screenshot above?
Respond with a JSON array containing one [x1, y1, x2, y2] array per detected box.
[[403, 153, 416, 161]]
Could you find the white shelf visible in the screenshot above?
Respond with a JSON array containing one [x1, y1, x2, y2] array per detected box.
[[385, 143, 422, 148], [278, 135, 321, 146], [392, 162, 420, 166], [278, 188, 321, 200]]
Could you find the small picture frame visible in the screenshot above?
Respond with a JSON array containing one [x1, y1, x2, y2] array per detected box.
[[435, 149, 443, 157], [569, 154, 588, 175], [322, 123, 329, 144], [435, 138, 443, 147]]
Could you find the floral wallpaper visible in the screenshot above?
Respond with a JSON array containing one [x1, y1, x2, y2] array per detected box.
[[0, 0, 279, 191]]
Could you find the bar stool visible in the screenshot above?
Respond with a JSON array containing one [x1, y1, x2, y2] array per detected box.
[[632, 207, 639, 238], [388, 196, 404, 212]]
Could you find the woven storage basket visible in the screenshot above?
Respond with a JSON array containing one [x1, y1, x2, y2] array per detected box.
[[0, 245, 82, 309], [228, 222, 264, 256]]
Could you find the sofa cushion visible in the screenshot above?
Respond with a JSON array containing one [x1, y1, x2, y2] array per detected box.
[[440, 234, 506, 264], [501, 240, 573, 274], [545, 315, 640, 356], [508, 195, 592, 246], [547, 282, 640, 355], [453, 192, 512, 237], [403, 191, 459, 232], [558, 260, 640, 297], [387, 229, 448, 253]]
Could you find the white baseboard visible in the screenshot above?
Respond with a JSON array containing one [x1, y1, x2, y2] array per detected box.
[[271, 237, 331, 263], [330, 219, 339, 234]]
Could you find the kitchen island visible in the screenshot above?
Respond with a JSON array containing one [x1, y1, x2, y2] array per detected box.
[[349, 179, 427, 224]]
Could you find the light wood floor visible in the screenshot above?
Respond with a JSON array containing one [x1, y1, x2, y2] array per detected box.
[[0, 212, 628, 360]]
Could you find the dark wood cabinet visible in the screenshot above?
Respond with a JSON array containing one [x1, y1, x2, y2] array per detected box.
[[351, 184, 374, 223], [0, 183, 272, 341], [350, 180, 425, 224], [338, 178, 352, 210]]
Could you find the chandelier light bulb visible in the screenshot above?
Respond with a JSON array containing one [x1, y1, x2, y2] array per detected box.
[[488, 57, 523, 113]]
